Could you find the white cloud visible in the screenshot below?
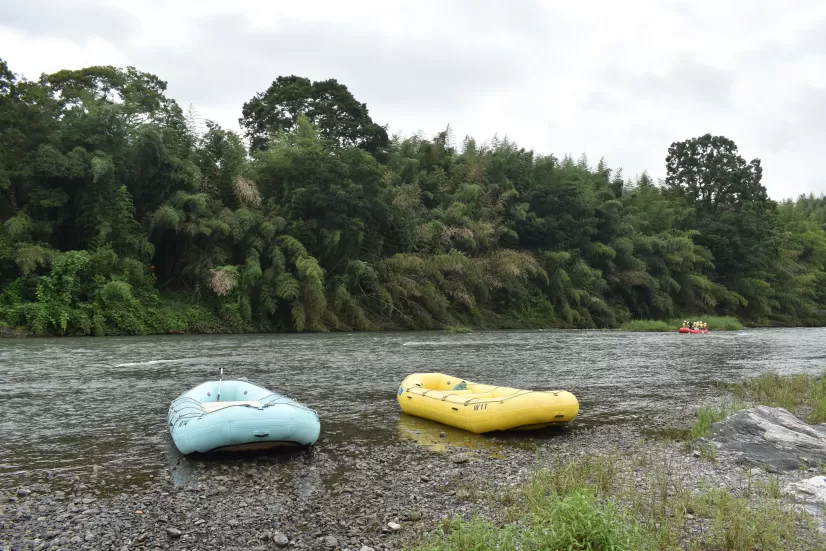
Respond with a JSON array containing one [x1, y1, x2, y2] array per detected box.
[[2, 0, 825, 200]]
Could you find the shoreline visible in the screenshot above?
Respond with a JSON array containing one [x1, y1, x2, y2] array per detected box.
[[4, 323, 825, 340], [3, 402, 825, 550]]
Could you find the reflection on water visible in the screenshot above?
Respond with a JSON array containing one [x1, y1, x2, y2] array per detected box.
[[395, 413, 565, 453], [397, 413, 488, 452], [1, 327, 825, 486]]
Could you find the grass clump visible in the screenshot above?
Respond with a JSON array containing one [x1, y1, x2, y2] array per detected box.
[[621, 319, 675, 332], [725, 371, 826, 423], [444, 325, 472, 333], [690, 405, 740, 439], [697, 315, 744, 331], [406, 452, 824, 551]]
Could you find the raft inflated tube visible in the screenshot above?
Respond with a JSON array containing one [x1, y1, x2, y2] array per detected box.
[[396, 372, 579, 434], [678, 327, 708, 334], [167, 379, 320, 454]]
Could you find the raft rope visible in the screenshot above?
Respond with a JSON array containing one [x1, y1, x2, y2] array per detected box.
[[406, 384, 548, 406], [169, 391, 318, 424]]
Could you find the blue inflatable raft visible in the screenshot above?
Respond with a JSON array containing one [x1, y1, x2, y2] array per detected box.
[[167, 375, 320, 454]]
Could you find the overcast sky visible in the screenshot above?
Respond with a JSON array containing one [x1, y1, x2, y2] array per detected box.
[[3, 0, 826, 200]]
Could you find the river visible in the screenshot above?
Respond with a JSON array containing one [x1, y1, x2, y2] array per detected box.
[[1, 327, 824, 490]]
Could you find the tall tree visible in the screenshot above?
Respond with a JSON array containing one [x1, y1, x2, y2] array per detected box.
[[664, 134, 768, 213], [664, 134, 779, 319], [240, 76, 388, 156]]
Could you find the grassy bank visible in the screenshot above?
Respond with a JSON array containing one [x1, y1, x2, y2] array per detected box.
[[689, 371, 826, 439], [621, 315, 744, 332], [406, 452, 823, 551], [660, 371, 826, 442]]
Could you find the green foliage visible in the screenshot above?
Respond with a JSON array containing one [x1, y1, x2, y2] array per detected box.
[[240, 76, 388, 155], [690, 406, 734, 439], [2, 59, 826, 336], [407, 451, 823, 551], [725, 371, 826, 424], [621, 319, 674, 332]]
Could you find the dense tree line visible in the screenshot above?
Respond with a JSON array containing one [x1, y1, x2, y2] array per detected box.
[[1, 59, 824, 336]]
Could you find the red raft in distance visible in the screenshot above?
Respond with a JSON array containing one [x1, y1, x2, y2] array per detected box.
[[679, 327, 708, 334]]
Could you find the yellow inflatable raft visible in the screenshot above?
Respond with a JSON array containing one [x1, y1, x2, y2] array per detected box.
[[396, 372, 579, 433]]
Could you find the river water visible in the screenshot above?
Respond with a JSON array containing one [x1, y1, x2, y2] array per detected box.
[[1, 328, 824, 489]]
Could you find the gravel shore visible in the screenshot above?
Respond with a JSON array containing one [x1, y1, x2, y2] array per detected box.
[[2, 413, 824, 551]]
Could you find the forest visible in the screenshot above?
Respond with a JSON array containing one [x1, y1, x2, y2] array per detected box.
[[1, 59, 825, 336]]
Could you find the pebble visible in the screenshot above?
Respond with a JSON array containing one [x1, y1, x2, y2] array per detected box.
[[274, 531, 289, 547], [16, 488, 31, 497], [387, 522, 401, 531], [166, 527, 182, 538], [322, 535, 338, 548], [450, 453, 469, 464]]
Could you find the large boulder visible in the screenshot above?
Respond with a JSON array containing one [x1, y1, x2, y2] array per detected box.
[[709, 405, 826, 472]]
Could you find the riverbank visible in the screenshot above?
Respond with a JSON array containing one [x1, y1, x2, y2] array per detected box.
[[6, 308, 821, 338], [3, 410, 825, 550]]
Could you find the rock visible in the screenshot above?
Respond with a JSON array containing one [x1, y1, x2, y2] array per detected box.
[[407, 510, 422, 521], [322, 535, 338, 548], [274, 531, 289, 547], [387, 522, 401, 531], [361, 547, 376, 551], [709, 406, 826, 472], [449, 453, 469, 464], [16, 488, 31, 497], [692, 450, 700, 458], [166, 527, 182, 538], [784, 476, 826, 517], [749, 468, 762, 476]]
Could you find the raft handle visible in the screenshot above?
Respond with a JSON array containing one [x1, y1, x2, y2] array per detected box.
[[451, 407, 458, 411], [253, 431, 270, 437]]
